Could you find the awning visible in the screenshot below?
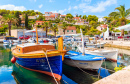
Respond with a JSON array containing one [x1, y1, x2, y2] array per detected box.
[[116, 24, 130, 31], [25, 29, 41, 33]]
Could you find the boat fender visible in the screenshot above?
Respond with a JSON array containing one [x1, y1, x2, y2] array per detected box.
[[11, 56, 16, 64]]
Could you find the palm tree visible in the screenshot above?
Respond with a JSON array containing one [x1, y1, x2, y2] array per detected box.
[[62, 22, 67, 35], [115, 5, 130, 36], [2, 14, 17, 36], [42, 22, 49, 38], [52, 24, 58, 37]]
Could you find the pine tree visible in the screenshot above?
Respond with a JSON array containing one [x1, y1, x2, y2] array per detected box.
[[25, 13, 28, 29]]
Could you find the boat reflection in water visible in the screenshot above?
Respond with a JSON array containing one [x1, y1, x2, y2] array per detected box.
[[12, 63, 60, 84]]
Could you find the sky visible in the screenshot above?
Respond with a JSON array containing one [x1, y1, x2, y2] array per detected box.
[[0, 0, 129, 18]]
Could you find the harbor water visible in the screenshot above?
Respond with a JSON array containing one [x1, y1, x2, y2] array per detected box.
[[0, 44, 130, 84]]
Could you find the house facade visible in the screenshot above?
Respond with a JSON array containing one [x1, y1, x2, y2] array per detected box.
[[98, 17, 107, 22], [58, 26, 76, 35], [45, 12, 59, 20], [97, 24, 107, 31]]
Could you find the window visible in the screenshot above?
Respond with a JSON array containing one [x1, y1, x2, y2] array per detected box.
[[72, 30, 73, 32], [67, 30, 69, 32], [63, 30, 64, 32]]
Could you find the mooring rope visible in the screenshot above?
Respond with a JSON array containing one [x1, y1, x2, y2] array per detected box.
[[43, 50, 59, 84], [68, 56, 98, 77]]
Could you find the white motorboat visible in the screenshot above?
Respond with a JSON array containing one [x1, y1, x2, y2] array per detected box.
[[27, 38, 36, 43], [77, 46, 118, 62], [85, 42, 105, 48]]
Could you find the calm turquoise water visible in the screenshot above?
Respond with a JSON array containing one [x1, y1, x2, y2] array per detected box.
[[0, 44, 130, 84]]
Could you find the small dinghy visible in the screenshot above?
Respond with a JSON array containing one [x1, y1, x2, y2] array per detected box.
[[64, 50, 106, 70]]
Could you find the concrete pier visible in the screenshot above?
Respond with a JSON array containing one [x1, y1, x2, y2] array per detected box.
[[99, 40, 130, 50], [93, 65, 130, 84]]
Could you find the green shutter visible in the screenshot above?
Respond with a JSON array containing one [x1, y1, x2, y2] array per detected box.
[[67, 30, 69, 32], [72, 30, 73, 32]]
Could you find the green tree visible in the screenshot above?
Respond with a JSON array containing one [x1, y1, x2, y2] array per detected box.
[[87, 15, 98, 22], [30, 12, 36, 16], [65, 13, 73, 23], [62, 22, 67, 35], [82, 15, 87, 19], [2, 14, 17, 36], [52, 24, 58, 37], [37, 15, 45, 21], [43, 22, 49, 37], [25, 13, 28, 29], [114, 5, 130, 36], [14, 11, 21, 27], [79, 15, 82, 18]]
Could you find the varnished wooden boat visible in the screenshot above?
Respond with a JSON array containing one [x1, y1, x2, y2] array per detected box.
[[11, 28, 67, 80]]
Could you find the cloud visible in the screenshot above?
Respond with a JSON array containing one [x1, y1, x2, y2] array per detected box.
[[68, 1, 70, 4], [34, 10, 39, 12], [0, 4, 26, 11], [68, 6, 71, 11], [29, 0, 36, 2], [49, 0, 54, 2], [83, 0, 91, 2], [77, 0, 117, 13], [51, 9, 67, 14], [39, 4, 43, 8], [73, 6, 78, 10]]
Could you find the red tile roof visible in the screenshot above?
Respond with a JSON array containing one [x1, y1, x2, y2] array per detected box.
[[74, 17, 81, 19], [0, 15, 2, 18], [101, 24, 107, 28], [45, 15, 55, 18], [61, 15, 66, 17], [66, 26, 76, 30], [45, 12, 52, 14], [21, 21, 25, 23], [36, 21, 49, 23]]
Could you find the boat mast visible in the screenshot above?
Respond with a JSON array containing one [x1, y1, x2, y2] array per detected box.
[[80, 29, 85, 55], [36, 27, 39, 44]]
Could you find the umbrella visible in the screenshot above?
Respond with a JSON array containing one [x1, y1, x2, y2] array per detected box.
[[25, 29, 42, 38], [116, 24, 130, 31]]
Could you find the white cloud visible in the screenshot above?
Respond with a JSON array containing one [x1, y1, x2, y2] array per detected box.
[[39, 4, 43, 8], [49, 0, 54, 2], [68, 1, 70, 4], [0, 4, 26, 11], [51, 9, 67, 14], [83, 0, 91, 2], [73, 6, 78, 10], [34, 10, 39, 12], [78, 0, 117, 13], [29, 0, 37, 2], [68, 6, 71, 11]]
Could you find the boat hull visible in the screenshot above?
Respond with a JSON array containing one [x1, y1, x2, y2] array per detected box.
[[64, 58, 103, 70], [86, 43, 105, 48], [14, 55, 63, 80], [85, 50, 118, 62]]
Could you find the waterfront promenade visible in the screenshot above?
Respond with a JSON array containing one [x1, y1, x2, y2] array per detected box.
[[94, 65, 130, 84], [98, 40, 130, 50]]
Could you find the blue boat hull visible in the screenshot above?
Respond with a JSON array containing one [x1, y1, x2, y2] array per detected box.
[[15, 55, 63, 80]]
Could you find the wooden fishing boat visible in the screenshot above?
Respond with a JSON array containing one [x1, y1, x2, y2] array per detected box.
[[11, 28, 67, 80]]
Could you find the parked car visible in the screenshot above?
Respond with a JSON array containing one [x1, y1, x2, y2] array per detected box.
[[118, 36, 123, 39], [4, 36, 18, 40], [19, 35, 30, 40]]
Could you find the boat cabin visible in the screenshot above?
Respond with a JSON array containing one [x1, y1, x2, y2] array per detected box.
[[15, 43, 55, 54]]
